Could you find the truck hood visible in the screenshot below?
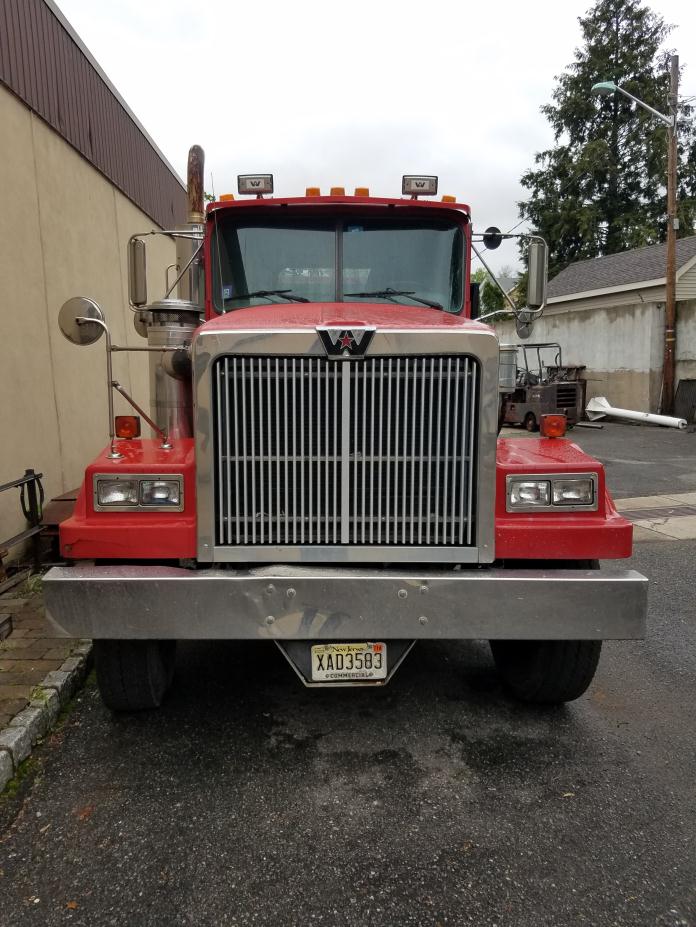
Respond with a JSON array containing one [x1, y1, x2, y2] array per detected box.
[[198, 302, 492, 334]]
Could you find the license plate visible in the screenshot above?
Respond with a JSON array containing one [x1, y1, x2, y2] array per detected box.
[[311, 642, 387, 682]]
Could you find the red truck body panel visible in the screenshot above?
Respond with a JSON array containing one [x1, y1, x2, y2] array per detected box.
[[59, 437, 632, 562]]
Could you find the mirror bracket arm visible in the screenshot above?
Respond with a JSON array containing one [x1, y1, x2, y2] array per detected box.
[[111, 381, 172, 450], [76, 316, 122, 459]]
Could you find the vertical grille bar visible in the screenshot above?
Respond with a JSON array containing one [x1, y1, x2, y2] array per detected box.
[[232, 358, 240, 544], [385, 359, 392, 545], [283, 359, 289, 544], [214, 353, 477, 549], [466, 362, 477, 545]]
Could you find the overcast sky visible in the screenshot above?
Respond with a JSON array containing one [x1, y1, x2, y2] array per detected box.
[[57, 0, 695, 272]]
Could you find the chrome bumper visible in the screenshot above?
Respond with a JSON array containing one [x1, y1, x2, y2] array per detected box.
[[43, 565, 647, 641]]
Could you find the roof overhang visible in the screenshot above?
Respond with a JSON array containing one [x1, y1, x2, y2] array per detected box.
[[548, 249, 696, 304]]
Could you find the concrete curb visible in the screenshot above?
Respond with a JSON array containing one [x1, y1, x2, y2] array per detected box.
[[0, 640, 93, 793]]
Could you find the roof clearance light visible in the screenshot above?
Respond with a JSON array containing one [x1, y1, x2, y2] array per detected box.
[[330, 186, 346, 196], [306, 187, 321, 196], [219, 193, 235, 201], [441, 194, 456, 203], [237, 174, 274, 196], [402, 175, 438, 197], [354, 187, 370, 196]]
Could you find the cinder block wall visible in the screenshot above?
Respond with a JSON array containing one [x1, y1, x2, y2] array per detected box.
[[0, 85, 176, 547]]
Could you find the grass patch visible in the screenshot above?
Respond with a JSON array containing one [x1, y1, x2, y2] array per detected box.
[[0, 754, 41, 801]]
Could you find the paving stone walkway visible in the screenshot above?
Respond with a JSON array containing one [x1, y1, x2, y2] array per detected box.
[[0, 589, 80, 729], [615, 491, 696, 541]]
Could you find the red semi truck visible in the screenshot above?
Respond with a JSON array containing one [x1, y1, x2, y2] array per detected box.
[[44, 147, 647, 710]]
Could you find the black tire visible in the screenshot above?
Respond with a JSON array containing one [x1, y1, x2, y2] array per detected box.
[[490, 639, 602, 705], [94, 640, 177, 711], [524, 412, 538, 433]]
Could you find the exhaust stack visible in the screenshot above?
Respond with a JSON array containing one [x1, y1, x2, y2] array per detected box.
[[147, 145, 205, 439]]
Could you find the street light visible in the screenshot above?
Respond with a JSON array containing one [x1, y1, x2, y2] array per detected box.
[[591, 56, 679, 414]]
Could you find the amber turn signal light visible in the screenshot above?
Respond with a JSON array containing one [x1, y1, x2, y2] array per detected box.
[[540, 414, 567, 438], [115, 415, 141, 439]]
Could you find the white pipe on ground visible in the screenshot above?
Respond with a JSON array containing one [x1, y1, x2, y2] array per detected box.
[[586, 396, 687, 430]]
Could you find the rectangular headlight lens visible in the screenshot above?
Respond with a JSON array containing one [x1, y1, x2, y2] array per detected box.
[[97, 479, 138, 505], [140, 479, 181, 506], [509, 480, 551, 507], [552, 479, 594, 505]]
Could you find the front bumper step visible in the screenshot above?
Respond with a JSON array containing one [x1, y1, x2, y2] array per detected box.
[[43, 565, 647, 641]]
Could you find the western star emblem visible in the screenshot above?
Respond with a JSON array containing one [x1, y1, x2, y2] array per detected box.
[[317, 326, 375, 358]]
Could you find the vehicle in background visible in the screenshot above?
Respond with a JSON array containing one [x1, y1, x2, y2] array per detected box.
[[501, 342, 586, 432]]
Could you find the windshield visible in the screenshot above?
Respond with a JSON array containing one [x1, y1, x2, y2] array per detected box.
[[211, 214, 464, 313]]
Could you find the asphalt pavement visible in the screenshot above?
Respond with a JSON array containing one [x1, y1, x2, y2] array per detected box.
[[1, 423, 695, 927]]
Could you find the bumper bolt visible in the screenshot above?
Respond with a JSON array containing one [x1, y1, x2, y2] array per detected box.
[[420, 584, 428, 594], [286, 588, 296, 599], [419, 615, 428, 626], [398, 589, 408, 599], [265, 584, 275, 595], [265, 615, 275, 625]]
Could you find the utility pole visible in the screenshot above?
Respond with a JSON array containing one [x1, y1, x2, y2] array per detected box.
[[662, 54, 679, 414]]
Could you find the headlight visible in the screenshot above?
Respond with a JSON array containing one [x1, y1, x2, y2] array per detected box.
[[507, 473, 598, 512], [140, 479, 181, 506], [552, 479, 594, 506], [509, 480, 550, 507], [97, 479, 138, 506], [93, 474, 184, 511]]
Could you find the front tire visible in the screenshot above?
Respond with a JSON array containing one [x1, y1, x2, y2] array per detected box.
[[94, 640, 176, 711], [524, 412, 538, 432], [490, 639, 601, 704]]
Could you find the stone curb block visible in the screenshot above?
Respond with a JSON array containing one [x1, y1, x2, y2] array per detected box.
[[10, 706, 48, 743], [0, 749, 12, 790], [0, 643, 93, 794]]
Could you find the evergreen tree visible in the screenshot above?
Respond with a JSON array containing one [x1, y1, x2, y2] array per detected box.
[[518, 0, 696, 276]]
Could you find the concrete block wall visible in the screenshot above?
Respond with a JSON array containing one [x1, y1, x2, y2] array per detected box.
[[0, 85, 176, 545], [494, 300, 685, 413]]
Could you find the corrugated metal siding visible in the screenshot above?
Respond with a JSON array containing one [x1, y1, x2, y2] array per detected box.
[[677, 263, 696, 300], [0, 0, 186, 229]]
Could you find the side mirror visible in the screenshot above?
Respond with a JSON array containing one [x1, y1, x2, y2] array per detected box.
[[527, 239, 548, 309], [128, 238, 148, 307], [58, 296, 105, 346], [470, 281, 481, 319]]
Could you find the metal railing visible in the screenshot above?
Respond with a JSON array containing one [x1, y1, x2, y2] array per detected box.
[[0, 469, 44, 571]]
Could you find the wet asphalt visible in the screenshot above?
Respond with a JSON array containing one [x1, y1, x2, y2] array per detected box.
[[1, 423, 695, 927]]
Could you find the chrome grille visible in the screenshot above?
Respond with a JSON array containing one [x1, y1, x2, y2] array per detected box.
[[213, 355, 478, 548]]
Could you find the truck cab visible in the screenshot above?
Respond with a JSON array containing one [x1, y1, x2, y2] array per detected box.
[[44, 151, 647, 710]]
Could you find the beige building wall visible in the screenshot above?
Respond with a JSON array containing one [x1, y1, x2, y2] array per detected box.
[[0, 84, 177, 547]]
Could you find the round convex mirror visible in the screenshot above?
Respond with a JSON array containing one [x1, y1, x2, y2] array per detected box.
[[516, 312, 533, 340], [58, 297, 105, 346]]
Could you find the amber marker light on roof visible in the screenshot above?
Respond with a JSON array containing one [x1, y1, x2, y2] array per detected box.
[[330, 187, 346, 196], [306, 187, 321, 196], [219, 193, 235, 201], [115, 415, 141, 439], [441, 195, 456, 202], [354, 187, 370, 196]]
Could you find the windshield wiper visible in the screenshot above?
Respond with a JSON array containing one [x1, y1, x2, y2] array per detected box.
[[224, 289, 309, 303], [344, 287, 442, 310]]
